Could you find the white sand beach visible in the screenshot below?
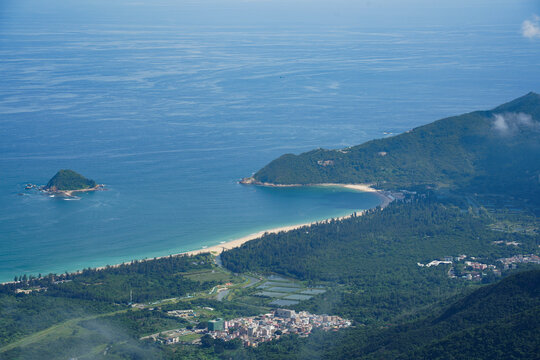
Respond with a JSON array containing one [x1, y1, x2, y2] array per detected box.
[[182, 183, 392, 256], [41, 183, 393, 278]]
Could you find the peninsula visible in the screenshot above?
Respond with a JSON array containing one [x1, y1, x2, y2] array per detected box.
[[244, 92, 540, 207]]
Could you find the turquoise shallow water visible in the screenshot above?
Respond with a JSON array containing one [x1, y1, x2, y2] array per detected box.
[[2, 184, 380, 280], [1, 0, 539, 282]]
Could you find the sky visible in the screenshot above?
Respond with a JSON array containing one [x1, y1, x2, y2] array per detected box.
[[1, 0, 539, 30]]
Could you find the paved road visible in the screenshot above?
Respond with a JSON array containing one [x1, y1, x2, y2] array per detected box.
[[214, 254, 261, 301], [243, 275, 261, 288], [215, 254, 223, 268], [216, 288, 230, 301]]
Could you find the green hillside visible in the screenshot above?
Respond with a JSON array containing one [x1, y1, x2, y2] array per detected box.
[[223, 270, 540, 360], [45, 169, 97, 191], [221, 195, 540, 320], [251, 92, 540, 202], [335, 269, 540, 359]]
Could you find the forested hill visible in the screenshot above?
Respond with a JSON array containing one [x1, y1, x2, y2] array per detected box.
[[328, 269, 540, 359], [250, 92, 540, 201], [221, 196, 540, 323], [45, 169, 96, 191], [246, 270, 540, 360]]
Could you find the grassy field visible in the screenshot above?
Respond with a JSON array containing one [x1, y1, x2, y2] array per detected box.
[[0, 261, 305, 357], [0, 309, 129, 354], [182, 267, 235, 283], [178, 333, 201, 343]]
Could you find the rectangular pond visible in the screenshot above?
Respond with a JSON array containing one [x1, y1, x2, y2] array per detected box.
[[269, 299, 300, 307], [267, 287, 301, 293], [283, 294, 313, 301], [254, 291, 289, 298]]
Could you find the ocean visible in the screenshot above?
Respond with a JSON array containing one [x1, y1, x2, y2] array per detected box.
[[0, 0, 539, 282]]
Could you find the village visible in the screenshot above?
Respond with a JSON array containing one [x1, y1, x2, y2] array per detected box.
[[149, 309, 351, 347], [418, 253, 540, 281]]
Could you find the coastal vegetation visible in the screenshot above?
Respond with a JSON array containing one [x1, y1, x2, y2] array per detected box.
[[0, 254, 220, 350], [45, 169, 97, 191], [0, 252, 259, 359], [222, 195, 539, 323]]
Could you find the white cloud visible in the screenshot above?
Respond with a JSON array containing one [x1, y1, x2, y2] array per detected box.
[[493, 114, 509, 132], [521, 15, 540, 39], [492, 113, 539, 136], [328, 82, 340, 90]]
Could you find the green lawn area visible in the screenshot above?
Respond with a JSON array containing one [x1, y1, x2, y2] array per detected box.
[[178, 333, 201, 343], [0, 309, 129, 354], [182, 268, 233, 283]]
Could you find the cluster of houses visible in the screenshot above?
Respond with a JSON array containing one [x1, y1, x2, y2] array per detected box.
[[166, 309, 197, 319], [207, 309, 351, 347], [152, 309, 351, 347], [497, 254, 540, 268], [419, 253, 540, 281], [417, 255, 464, 268]]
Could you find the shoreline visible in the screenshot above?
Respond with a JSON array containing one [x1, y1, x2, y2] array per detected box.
[[95, 183, 392, 267], [51, 184, 105, 197], [24, 183, 107, 198], [3, 183, 393, 284], [182, 210, 359, 257], [182, 183, 393, 256]]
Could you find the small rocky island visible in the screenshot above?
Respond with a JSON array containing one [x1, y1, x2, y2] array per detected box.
[[25, 169, 104, 197]]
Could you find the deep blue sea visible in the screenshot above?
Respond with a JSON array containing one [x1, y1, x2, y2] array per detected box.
[[1, 0, 539, 282]]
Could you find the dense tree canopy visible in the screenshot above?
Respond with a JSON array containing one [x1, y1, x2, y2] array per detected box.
[[45, 169, 97, 190], [252, 92, 540, 206]]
